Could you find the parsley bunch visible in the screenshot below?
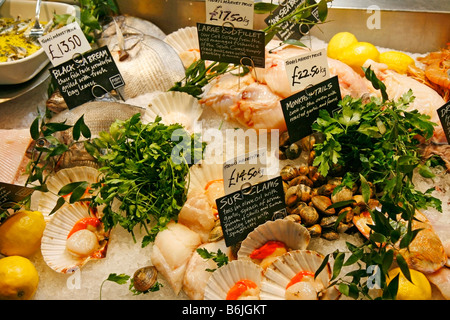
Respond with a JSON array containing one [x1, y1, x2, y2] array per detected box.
[[83, 114, 205, 247]]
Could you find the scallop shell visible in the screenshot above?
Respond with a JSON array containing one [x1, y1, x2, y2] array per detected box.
[[164, 26, 199, 55], [164, 27, 199, 68], [37, 166, 101, 222], [260, 249, 340, 300], [141, 91, 204, 133], [237, 219, 311, 260], [41, 202, 110, 274], [187, 160, 224, 195], [204, 260, 263, 300]]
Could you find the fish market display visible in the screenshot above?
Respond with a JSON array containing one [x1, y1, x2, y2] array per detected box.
[[0, 1, 450, 303]]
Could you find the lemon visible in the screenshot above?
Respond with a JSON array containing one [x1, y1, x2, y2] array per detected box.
[[337, 41, 380, 74], [379, 51, 415, 74], [327, 31, 358, 59], [0, 210, 46, 257], [387, 267, 432, 300], [0, 256, 39, 300]]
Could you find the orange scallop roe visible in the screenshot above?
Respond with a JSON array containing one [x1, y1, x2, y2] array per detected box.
[[286, 271, 315, 289], [226, 279, 258, 300], [67, 217, 101, 239], [249, 240, 286, 260]]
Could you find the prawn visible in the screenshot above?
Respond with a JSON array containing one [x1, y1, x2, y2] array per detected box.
[[413, 45, 450, 100]]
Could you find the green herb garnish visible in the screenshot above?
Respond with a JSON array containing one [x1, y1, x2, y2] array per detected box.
[[79, 114, 206, 247], [53, 0, 120, 43], [196, 248, 229, 272], [311, 71, 442, 299]]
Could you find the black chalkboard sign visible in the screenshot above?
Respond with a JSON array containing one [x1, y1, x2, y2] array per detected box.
[[197, 22, 265, 68], [280, 75, 341, 143], [0, 182, 34, 209], [437, 101, 450, 143], [49, 46, 125, 109], [264, 0, 319, 41], [216, 176, 286, 247]]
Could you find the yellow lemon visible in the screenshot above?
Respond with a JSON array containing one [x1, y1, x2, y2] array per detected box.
[[327, 31, 358, 59], [379, 51, 415, 74], [0, 256, 39, 300], [387, 267, 432, 300], [337, 41, 380, 74], [0, 210, 46, 257]]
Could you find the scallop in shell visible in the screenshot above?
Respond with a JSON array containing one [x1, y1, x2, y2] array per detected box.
[[141, 91, 204, 133], [260, 249, 340, 300], [204, 260, 263, 300], [177, 160, 224, 241], [41, 202, 110, 274], [238, 219, 310, 269], [187, 160, 224, 198], [37, 166, 101, 222], [164, 26, 200, 69]]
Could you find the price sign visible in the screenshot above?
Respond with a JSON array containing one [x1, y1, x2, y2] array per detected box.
[[284, 48, 330, 92], [216, 176, 286, 247], [197, 22, 265, 68], [39, 22, 92, 67], [437, 101, 450, 143], [0, 183, 34, 209], [264, 0, 320, 41], [280, 76, 342, 143], [49, 46, 125, 109], [223, 148, 268, 195], [205, 0, 254, 29]]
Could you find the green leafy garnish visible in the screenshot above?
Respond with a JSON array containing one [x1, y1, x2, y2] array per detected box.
[[169, 60, 239, 99], [80, 114, 206, 247], [311, 72, 442, 299], [53, 0, 120, 43], [196, 248, 229, 272]]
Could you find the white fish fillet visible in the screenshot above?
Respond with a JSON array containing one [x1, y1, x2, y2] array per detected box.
[[0, 128, 32, 185], [151, 221, 202, 295], [178, 192, 216, 243], [183, 240, 232, 300]]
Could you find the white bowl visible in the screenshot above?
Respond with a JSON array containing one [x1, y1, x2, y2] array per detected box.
[[0, 0, 79, 85]]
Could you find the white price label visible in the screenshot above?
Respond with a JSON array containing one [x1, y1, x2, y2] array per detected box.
[[39, 22, 92, 67], [223, 148, 268, 195], [284, 48, 330, 92], [205, 0, 254, 29]]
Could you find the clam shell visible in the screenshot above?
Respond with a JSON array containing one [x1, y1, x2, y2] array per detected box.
[[37, 166, 100, 222], [238, 219, 310, 261], [204, 260, 263, 300], [41, 202, 109, 274], [260, 249, 340, 300], [141, 91, 204, 133], [164, 26, 199, 55]]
